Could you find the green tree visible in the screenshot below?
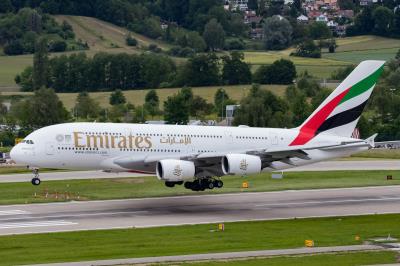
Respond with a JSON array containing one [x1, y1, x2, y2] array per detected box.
[[15, 66, 33, 92], [214, 88, 230, 108], [308, 22, 331, 39], [164, 93, 189, 124], [74, 92, 100, 119], [373, 6, 393, 36], [248, 0, 259, 10], [263, 15, 293, 50], [233, 84, 292, 127], [12, 87, 69, 128], [311, 87, 331, 110], [126, 34, 138, 46], [203, 18, 225, 51], [32, 38, 49, 90], [109, 90, 127, 105], [353, 7, 374, 34], [144, 89, 160, 118], [285, 85, 311, 126], [338, 0, 354, 10], [190, 95, 213, 118], [179, 53, 220, 86], [254, 59, 296, 84], [0, 0, 13, 13], [292, 39, 321, 58], [297, 76, 320, 97], [330, 65, 355, 80], [221, 51, 252, 85]]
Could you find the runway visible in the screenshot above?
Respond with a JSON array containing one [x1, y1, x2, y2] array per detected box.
[[2, 185, 400, 236], [0, 160, 399, 183]]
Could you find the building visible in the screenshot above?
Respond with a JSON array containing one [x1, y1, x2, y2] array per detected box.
[[316, 14, 328, 22], [250, 28, 264, 39], [297, 14, 309, 23], [228, 0, 249, 11]]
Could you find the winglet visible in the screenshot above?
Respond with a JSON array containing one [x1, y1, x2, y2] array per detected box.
[[365, 133, 378, 148]]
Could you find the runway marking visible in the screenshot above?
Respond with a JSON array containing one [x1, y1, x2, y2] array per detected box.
[[255, 196, 400, 207], [0, 210, 30, 216], [0, 220, 77, 229]]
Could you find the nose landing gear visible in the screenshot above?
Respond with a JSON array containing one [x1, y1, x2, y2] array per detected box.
[[31, 168, 41, 186]]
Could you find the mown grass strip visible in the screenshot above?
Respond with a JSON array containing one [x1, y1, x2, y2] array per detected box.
[[1, 170, 399, 205], [1, 214, 400, 265], [172, 251, 398, 266]]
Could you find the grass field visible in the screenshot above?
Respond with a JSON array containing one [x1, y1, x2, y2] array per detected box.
[[54, 15, 173, 53], [1, 214, 400, 265], [0, 55, 32, 88], [172, 251, 398, 266], [1, 170, 399, 205], [323, 35, 400, 64], [352, 149, 400, 159]]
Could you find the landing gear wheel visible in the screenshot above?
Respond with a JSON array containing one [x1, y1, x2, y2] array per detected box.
[[206, 180, 214, 189], [214, 180, 223, 188], [31, 177, 41, 186], [31, 168, 41, 186], [184, 182, 193, 190], [165, 181, 175, 188]]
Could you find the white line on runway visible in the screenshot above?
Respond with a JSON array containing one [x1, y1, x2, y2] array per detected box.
[[0, 210, 30, 216], [0, 210, 149, 222], [0, 220, 77, 229], [255, 196, 400, 207]]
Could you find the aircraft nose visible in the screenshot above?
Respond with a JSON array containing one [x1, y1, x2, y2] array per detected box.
[[10, 145, 21, 163]]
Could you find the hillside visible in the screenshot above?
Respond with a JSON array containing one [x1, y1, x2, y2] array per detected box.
[[0, 15, 177, 90], [0, 13, 399, 90], [53, 15, 173, 54]]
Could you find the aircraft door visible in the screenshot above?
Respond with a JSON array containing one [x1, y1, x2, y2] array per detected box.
[[224, 131, 234, 144], [46, 142, 55, 155], [269, 132, 279, 145]]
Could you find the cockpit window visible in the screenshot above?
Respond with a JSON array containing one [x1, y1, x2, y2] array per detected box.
[[22, 140, 34, 144]]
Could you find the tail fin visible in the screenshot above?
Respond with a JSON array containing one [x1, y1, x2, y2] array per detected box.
[[290, 60, 385, 146]]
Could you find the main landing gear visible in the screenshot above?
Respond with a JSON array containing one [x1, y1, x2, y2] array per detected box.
[[31, 168, 41, 186], [164, 178, 224, 191], [184, 178, 223, 192]]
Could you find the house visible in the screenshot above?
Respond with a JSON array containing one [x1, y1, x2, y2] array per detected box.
[[229, 0, 249, 11], [244, 10, 263, 25], [250, 28, 264, 39], [337, 9, 354, 19], [359, 0, 375, 5], [327, 20, 338, 28], [316, 14, 328, 22], [297, 14, 309, 23], [335, 25, 347, 36]]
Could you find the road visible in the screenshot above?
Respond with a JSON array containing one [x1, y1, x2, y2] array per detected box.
[[0, 160, 399, 183], [2, 185, 400, 236], [29, 245, 384, 266]]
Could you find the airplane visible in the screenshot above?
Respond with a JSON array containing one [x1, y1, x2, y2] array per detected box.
[[10, 60, 384, 191]]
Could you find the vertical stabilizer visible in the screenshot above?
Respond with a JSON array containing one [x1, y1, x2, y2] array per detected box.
[[290, 60, 385, 146]]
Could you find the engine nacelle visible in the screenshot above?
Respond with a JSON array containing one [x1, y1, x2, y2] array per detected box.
[[156, 159, 195, 182], [222, 154, 261, 176]]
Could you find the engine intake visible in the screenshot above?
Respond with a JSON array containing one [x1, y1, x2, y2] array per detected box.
[[222, 154, 261, 175], [156, 159, 195, 182]]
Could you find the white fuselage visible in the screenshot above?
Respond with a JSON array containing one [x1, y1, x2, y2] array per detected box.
[[10, 122, 368, 175]]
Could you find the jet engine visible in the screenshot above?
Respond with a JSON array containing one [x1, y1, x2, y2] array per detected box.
[[222, 154, 261, 175], [156, 159, 195, 182]]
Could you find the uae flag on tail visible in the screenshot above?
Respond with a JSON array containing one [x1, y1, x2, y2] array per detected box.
[[351, 128, 360, 139]]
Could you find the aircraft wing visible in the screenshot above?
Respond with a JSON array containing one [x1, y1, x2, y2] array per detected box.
[[113, 136, 374, 176]]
